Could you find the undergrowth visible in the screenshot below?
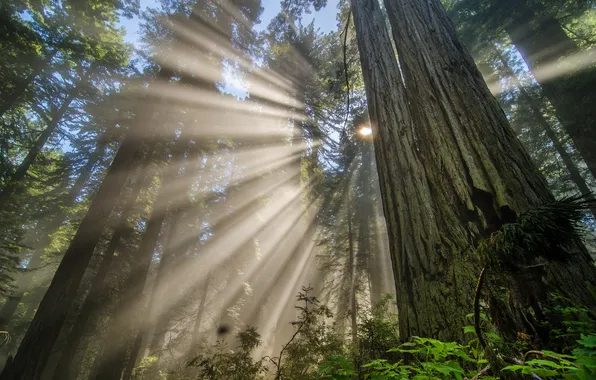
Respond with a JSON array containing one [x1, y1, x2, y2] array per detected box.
[[132, 290, 596, 379], [131, 197, 596, 379]]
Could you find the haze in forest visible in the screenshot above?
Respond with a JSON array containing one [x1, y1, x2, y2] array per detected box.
[[0, 0, 595, 379]]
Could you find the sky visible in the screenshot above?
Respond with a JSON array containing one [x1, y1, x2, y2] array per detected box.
[[117, 0, 340, 98], [118, 0, 341, 46]]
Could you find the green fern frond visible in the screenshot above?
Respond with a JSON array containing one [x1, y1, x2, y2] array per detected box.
[[478, 194, 593, 271]]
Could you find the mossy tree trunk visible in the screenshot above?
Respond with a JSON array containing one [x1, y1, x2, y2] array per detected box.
[[352, 0, 596, 342]]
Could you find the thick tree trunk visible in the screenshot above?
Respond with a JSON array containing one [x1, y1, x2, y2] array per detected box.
[[120, 334, 143, 380], [50, 156, 153, 380], [0, 104, 157, 380], [0, 139, 107, 326], [351, 0, 596, 341], [501, 0, 596, 179], [493, 50, 596, 218], [94, 138, 194, 380]]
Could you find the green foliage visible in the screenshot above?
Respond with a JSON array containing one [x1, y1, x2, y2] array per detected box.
[[316, 355, 355, 379], [275, 286, 345, 379], [362, 337, 488, 380], [478, 196, 590, 271], [502, 334, 596, 379], [185, 327, 268, 380], [357, 294, 400, 366], [132, 356, 160, 380], [544, 295, 596, 352]]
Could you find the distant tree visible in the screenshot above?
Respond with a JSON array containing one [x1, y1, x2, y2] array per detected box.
[[448, 0, 596, 180]]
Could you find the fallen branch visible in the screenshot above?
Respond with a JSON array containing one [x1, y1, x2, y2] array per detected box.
[[465, 364, 490, 380]]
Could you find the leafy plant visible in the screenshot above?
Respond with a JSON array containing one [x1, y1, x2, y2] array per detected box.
[[185, 327, 268, 380], [362, 336, 490, 380], [502, 334, 596, 379]]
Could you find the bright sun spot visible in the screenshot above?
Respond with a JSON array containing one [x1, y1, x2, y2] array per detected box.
[[359, 126, 372, 136]]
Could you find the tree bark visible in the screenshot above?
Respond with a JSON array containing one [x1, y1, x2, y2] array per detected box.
[[347, 196, 358, 343], [93, 136, 194, 380], [50, 154, 153, 380], [0, 100, 159, 380], [351, 0, 596, 342], [501, 0, 596, 179]]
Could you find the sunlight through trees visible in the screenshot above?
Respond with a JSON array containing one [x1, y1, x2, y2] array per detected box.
[[0, 0, 595, 378]]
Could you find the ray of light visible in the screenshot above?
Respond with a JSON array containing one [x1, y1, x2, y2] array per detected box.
[[254, 237, 317, 358], [127, 80, 308, 122], [207, 200, 320, 328], [139, 176, 321, 329]]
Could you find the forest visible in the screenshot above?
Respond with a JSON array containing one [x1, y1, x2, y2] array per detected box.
[[0, 0, 595, 378]]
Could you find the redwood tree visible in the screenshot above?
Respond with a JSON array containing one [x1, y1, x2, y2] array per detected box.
[[351, 0, 596, 341]]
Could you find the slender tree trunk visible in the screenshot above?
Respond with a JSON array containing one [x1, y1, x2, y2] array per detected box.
[[112, 184, 170, 380], [0, 49, 58, 120], [0, 99, 160, 379], [0, 89, 78, 201], [347, 197, 358, 343], [501, 0, 596, 179], [119, 147, 205, 380], [351, 0, 596, 342], [120, 334, 143, 380], [145, 205, 190, 357], [0, 139, 107, 326], [50, 155, 153, 380], [492, 50, 596, 218], [190, 274, 211, 348]]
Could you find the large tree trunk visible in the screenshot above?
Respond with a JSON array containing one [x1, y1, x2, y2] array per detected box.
[[93, 137, 196, 380], [50, 155, 153, 380], [501, 1, 596, 179], [110, 180, 170, 380], [0, 100, 160, 379], [0, 139, 107, 327], [351, 0, 596, 341]]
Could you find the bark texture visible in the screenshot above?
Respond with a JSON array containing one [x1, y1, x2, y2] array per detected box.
[[0, 102, 157, 380], [51, 156, 153, 380], [351, 0, 596, 341]]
